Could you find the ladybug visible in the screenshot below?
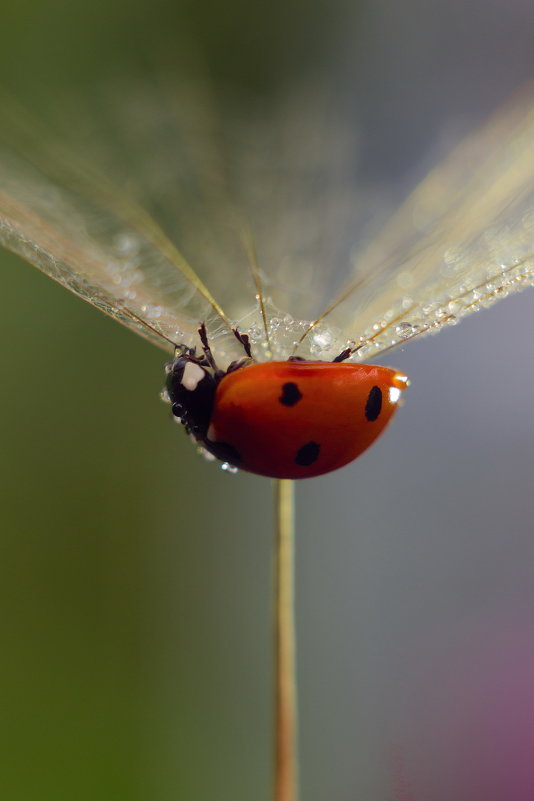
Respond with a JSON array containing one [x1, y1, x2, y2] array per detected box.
[[165, 324, 409, 479]]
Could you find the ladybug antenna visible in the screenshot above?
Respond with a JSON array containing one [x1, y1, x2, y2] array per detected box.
[[233, 328, 253, 359], [241, 228, 272, 354]]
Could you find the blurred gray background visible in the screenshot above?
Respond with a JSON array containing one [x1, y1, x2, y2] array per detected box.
[[1, 0, 533, 799]]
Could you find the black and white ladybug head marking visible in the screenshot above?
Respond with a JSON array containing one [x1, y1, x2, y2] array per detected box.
[[164, 324, 254, 452], [166, 353, 217, 439], [181, 361, 207, 391]]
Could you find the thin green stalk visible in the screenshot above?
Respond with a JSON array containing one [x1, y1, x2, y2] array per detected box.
[[273, 478, 298, 801]]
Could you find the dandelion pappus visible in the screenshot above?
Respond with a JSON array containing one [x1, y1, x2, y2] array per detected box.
[[0, 84, 532, 479]]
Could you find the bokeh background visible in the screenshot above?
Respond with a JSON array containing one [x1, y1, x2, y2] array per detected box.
[[1, 1, 534, 800]]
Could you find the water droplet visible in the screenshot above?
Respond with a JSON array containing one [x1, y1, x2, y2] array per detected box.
[[441, 247, 469, 276], [395, 322, 419, 339], [446, 315, 459, 325], [221, 462, 239, 474], [198, 447, 216, 462], [444, 247, 462, 264], [311, 329, 333, 349], [141, 304, 162, 320], [112, 267, 143, 288], [114, 232, 141, 256], [248, 324, 262, 344]]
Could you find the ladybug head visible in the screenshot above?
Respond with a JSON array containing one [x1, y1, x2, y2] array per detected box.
[[166, 353, 218, 439]]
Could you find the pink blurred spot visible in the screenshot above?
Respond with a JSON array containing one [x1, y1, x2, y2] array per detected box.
[[396, 618, 534, 801]]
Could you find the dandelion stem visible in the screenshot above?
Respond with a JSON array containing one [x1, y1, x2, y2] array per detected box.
[[273, 478, 298, 801]]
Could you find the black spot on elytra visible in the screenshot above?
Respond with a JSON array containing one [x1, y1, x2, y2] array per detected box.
[[295, 441, 320, 466], [365, 386, 382, 421], [279, 382, 303, 406]]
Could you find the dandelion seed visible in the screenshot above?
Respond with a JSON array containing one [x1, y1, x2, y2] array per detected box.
[[0, 82, 532, 372], [1, 77, 533, 801]]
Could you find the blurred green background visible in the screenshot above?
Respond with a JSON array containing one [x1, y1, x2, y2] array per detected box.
[[1, 1, 534, 800]]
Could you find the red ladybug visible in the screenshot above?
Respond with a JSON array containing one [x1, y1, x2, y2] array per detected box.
[[165, 325, 408, 479]]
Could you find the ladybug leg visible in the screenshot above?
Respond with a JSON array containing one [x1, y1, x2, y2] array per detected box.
[[198, 322, 223, 374], [233, 328, 253, 359], [332, 346, 353, 363]]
